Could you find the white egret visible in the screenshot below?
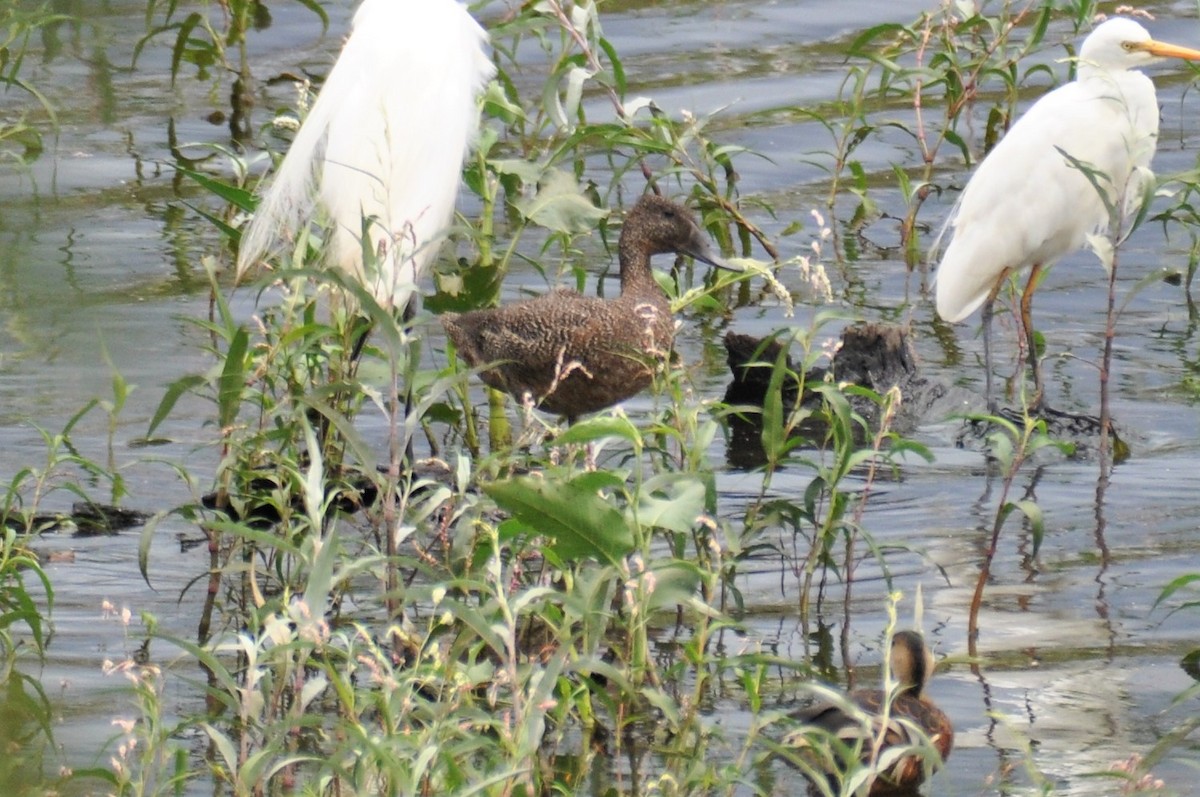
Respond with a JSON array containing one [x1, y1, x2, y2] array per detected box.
[[236, 0, 494, 313], [935, 17, 1200, 409]]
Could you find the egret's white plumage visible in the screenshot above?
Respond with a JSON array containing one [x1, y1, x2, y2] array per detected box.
[[237, 0, 494, 311], [934, 18, 1200, 405]]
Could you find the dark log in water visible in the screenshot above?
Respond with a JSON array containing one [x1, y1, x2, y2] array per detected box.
[[956, 404, 1128, 462], [723, 322, 1124, 466], [722, 322, 947, 468], [198, 460, 453, 528], [6, 502, 151, 536]]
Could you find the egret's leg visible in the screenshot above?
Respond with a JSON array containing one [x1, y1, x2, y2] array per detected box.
[[981, 299, 996, 412], [1020, 262, 1045, 410]]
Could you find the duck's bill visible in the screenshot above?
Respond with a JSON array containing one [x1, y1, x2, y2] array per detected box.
[[686, 237, 743, 272], [704, 255, 743, 272]]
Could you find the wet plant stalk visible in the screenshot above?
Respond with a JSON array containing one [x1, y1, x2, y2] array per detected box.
[[843, 387, 901, 672], [1098, 247, 1118, 470], [487, 387, 512, 452], [384, 343, 402, 627], [968, 491, 1011, 658], [968, 429, 1034, 657]]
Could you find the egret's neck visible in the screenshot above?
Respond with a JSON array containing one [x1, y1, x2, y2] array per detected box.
[[1077, 56, 1155, 82], [1077, 60, 1107, 81]]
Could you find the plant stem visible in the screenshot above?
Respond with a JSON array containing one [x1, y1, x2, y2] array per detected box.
[[968, 445, 1026, 658], [1098, 246, 1118, 470]]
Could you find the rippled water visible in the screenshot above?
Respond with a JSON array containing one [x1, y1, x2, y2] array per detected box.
[[3, 0, 1200, 793]]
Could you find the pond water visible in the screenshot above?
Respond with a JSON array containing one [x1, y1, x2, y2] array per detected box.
[[3, 0, 1200, 794]]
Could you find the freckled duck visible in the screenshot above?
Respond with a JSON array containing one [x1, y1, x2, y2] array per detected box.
[[441, 195, 737, 422], [782, 630, 954, 796]]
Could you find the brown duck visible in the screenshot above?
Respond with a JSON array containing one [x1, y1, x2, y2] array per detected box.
[[783, 630, 954, 796], [441, 195, 736, 422]]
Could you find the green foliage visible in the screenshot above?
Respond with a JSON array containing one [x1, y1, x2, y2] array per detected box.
[[964, 408, 1066, 654], [0, 402, 140, 794], [129, 0, 953, 778], [135, 0, 328, 85], [0, 3, 65, 164]]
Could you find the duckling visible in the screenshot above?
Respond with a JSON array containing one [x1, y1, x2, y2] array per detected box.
[[782, 630, 953, 796], [441, 195, 736, 422]]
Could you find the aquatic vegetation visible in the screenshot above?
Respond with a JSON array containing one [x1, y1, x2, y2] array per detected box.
[[0, 3, 63, 164], [125, 0, 934, 789], [0, 400, 138, 793]]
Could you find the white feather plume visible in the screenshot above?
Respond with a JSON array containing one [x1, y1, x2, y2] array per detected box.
[[236, 0, 494, 311]]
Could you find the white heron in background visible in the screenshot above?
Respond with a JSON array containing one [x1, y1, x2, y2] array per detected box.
[[935, 17, 1200, 409], [236, 0, 494, 314]]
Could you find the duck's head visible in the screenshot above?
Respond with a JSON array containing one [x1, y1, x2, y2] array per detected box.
[[622, 195, 738, 272], [889, 630, 936, 699]]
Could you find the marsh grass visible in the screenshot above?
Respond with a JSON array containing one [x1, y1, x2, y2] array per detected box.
[[0, 397, 143, 794], [0, 3, 63, 165]]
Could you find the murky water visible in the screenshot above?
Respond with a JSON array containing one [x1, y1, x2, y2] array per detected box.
[[3, 0, 1200, 793]]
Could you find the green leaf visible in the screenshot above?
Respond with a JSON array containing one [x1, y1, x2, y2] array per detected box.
[[635, 474, 706, 534], [598, 36, 626, 95], [488, 158, 546, 184], [146, 374, 206, 438], [846, 23, 908, 58], [302, 523, 338, 613], [291, 0, 329, 30], [217, 327, 249, 431], [1012, 499, 1044, 556], [553, 415, 641, 447], [170, 13, 208, 85], [514, 169, 609, 234], [642, 560, 702, 612], [1154, 573, 1200, 609], [177, 165, 256, 211], [485, 475, 633, 567]]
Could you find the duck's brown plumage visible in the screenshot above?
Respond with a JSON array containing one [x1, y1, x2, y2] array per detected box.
[[784, 630, 954, 796], [441, 195, 732, 421]]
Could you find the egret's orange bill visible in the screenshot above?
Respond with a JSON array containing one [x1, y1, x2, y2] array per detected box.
[[1140, 39, 1200, 60]]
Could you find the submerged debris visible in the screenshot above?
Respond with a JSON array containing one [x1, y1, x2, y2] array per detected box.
[[722, 323, 949, 467], [956, 404, 1128, 462], [4, 501, 151, 536], [723, 322, 1126, 465]]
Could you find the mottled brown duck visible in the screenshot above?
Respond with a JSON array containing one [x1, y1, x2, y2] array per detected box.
[[441, 195, 736, 422], [783, 630, 954, 796]]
